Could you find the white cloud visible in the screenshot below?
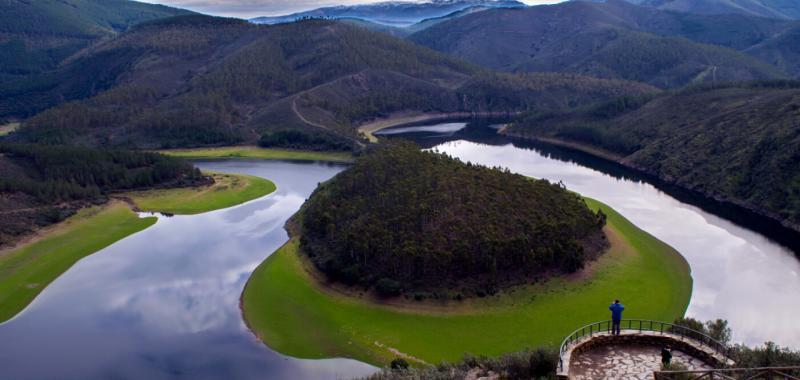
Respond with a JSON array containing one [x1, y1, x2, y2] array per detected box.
[[140, 0, 568, 19]]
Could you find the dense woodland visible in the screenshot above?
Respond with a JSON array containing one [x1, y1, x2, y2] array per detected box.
[[300, 142, 607, 295], [0, 0, 190, 82], [0, 143, 204, 246], [509, 82, 800, 232], [3, 15, 659, 149]]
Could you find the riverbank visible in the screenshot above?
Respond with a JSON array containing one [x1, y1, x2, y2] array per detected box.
[[358, 112, 514, 142], [0, 173, 276, 323], [121, 172, 275, 215], [502, 130, 800, 245], [159, 146, 354, 163], [241, 197, 691, 366]]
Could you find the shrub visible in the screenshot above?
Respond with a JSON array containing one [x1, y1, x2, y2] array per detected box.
[[390, 358, 409, 370]]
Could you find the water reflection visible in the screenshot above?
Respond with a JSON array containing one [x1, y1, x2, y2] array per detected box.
[[385, 123, 800, 347], [0, 161, 376, 380]]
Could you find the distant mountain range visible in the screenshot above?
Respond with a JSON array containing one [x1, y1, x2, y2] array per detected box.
[[250, 0, 524, 27], [627, 0, 800, 20], [410, 0, 800, 87]]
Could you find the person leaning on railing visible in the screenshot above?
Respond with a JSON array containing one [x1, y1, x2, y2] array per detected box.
[[609, 299, 624, 335]]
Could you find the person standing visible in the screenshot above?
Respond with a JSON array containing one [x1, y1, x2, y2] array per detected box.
[[661, 345, 673, 367], [609, 299, 624, 335]]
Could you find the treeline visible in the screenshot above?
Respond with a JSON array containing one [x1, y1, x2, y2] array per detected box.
[[0, 143, 202, 203], [258, 130, 354, 151], [300, 142, 606, 295], [509, 84, 800, 230]]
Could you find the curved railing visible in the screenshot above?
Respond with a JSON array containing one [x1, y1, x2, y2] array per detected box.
[[558, 320, 730, 372]]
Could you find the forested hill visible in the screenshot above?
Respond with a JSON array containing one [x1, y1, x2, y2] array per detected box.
[[408, 0, 797, 88], [507, 82, 800, 232], [299, 142, 608, 295], [5, 15, 657, 149], [0, 0, 192, 81], [633, 0, 800, 20], [0, 143, 203, 246]]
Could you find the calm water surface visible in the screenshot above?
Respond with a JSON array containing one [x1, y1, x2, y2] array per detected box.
[[2, 126, 800, 380], [0, 161, 376, 380], [379, 121, 800, 347]]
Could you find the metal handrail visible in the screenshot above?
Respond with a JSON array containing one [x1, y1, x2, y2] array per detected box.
[[557, 319, 731, 372]]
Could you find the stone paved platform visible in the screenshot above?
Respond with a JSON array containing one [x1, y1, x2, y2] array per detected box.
[[569, 343, 713, 380]]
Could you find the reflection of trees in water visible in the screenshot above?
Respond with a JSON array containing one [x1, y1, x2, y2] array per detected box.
[[386, 119, 800, 254]]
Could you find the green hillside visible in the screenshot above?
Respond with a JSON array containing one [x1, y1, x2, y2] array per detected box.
[[408, 0, 794, 88], [508, 82, 800, 232], [6, 16, 656, 149], [0, 0, 191, 80]]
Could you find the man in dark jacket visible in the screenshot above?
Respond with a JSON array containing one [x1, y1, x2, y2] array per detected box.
[[661, 346, 673, 367], [609, 300, 624, 335]]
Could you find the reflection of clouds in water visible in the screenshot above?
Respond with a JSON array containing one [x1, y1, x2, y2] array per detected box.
[[435, 140, 800, 347], [377, 122, 467, 135], [0, 161, 377, 380]]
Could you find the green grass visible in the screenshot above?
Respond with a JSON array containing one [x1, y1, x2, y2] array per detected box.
[[160, 146, 354, 163], [124, 173, 276, 215], [0, 203, 156, 323], [241, 197, 692, 366], [0, 173, 277, 323]]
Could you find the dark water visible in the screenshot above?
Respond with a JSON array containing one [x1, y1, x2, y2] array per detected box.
[[378, 120, 800, 347], [0, 161, 376, 380]]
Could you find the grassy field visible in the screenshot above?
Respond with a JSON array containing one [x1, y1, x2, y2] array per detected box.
[[123, 173, 276, 215], [160, 146, 354, 163], [0, 203, 156, 323], [241, 198, 692, 366], [0, 173, 276, 323]]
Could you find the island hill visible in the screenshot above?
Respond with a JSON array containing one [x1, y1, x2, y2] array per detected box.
[[299, 142, 607, 297], [242, 142, 691, 365]]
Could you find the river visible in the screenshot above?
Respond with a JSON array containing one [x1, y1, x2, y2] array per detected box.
[[377, 120, 800, 348], [1, 125, 799, 379], [0, 161, 376, 380]]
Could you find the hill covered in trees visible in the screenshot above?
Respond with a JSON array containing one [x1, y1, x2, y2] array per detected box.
[[507, 82, 800, 233], [408, 0, 797, 88], [299, 142, 607, 295], [631, 0, 800, 20], [0, 0, 191, 83], [5, 15, 656, 149], [0, 143, 203, 246]]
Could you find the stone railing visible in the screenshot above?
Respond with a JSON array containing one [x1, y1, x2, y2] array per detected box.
[[654, 366, 800, 379], [557, 320, 732, 379]]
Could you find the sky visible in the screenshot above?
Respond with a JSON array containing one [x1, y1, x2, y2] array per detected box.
[[141, 0, 568, 19]]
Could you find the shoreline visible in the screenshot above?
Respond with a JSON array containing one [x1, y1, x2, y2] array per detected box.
[[502, 130, 800, 248], [0, 172, 276, 323], [358, 111, 515, 142], [158, 146, 355, 163], [239, 197, 691, 366]]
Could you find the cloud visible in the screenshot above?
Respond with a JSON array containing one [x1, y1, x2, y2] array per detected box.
[[141, 0, 567, 19]]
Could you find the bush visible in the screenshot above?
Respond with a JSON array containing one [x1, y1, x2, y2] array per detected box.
[[375, 278, 402, 297], [390, 358, 409, 370]]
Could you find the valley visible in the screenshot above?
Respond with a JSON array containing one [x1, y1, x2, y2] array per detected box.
[[2, 0, 800, 378]]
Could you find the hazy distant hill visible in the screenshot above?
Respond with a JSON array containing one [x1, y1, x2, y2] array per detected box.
[[6, 15, 656, 148], [509, 82, 800, 231], [409, 0, 795, 87], [250, 0, 524, 27], [0, 0, 192, 81], [634, 0, 800, 20]]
